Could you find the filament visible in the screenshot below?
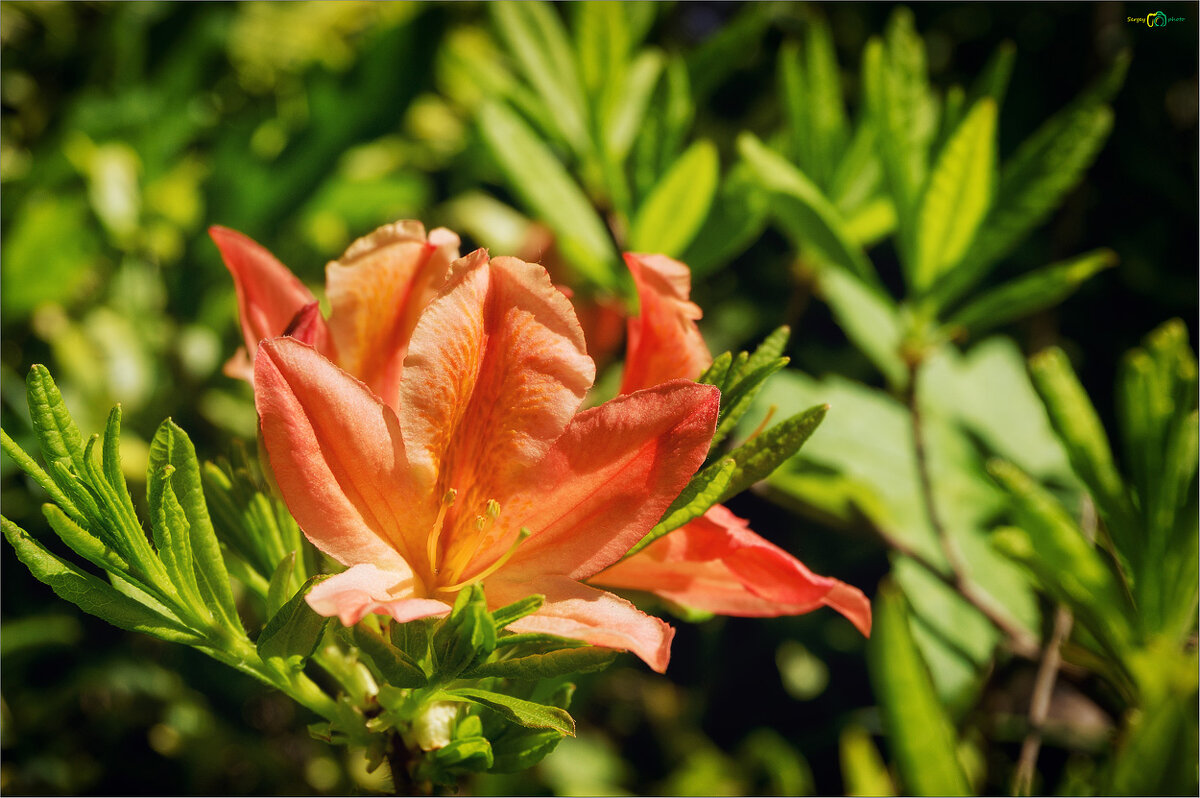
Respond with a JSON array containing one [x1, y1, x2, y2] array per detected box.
[[426, 488, 457, 576]]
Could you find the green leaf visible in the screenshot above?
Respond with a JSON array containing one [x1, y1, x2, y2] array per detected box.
[[738, 132, 879, 289], [257, 575, 331, 667], [604, 49, 664, 164], [433, 583, 497, 678], [814, 267, 906, 389], [148, 465, 206, 615], [698, 351, 734, 389], [420, 737, 494, 781], [478, 101, 618, 290], [1028, 348, 1136, 551], [626, 457, 735, 558], [946, 249, 1116, 336], [988, 460, 1136, 658], [2, 428, 80, 522], [839, 724, 897, 798], [489, 728, 564, 773], [466, 646, 617, 679], [628, 139, 719, 257], [718, 404, 828, 504], [149, 421, 241, 634], [391, 617, 432, 665], [266, 551, 298, 619], [712, 358, 789, 449], [935, 104, 1114, 308], [863, 9, 937, 259], [42, 503, 129, 575], [100, 407, 140, 534], [490, 1, 590, 154], [743, 326, 791, 377], [491, 595, 545, 629], [679, 163, 771, 277], [967, 40, 1016, 109], [2, 516, 201, 644], [913, 99, 997, 292], [352, 624, 427, 688], [447, 687, 576, 737], [868, 579, 970, 796], [781, 16, 848, 188], [25, 365, 86, 479]]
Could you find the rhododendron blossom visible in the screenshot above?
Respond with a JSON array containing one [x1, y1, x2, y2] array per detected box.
[[211, 220, 460, 407], [588, 253, 872, 636], [253, 250, 720, 672]]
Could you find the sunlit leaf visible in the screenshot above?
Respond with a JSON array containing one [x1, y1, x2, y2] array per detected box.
[[629, 139, 718, 257]]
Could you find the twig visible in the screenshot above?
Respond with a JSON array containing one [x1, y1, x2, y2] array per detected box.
[[1011, 496, 1095, 796], [905, 363, 1042, 660]]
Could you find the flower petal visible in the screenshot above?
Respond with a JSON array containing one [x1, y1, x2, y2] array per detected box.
[[591, 505, 872, 635], [486, 575, 675, 673], [255, 337, 429, 581], [325, 221, 461, 408], [399, 252, 595, 577], [490, 380, 719, 581], [210, 226, 322, 381], [308, 563, 451, 626], [619, 253, 712, 394]]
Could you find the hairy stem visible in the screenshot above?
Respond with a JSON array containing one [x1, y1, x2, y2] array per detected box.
[[1011, 496, 1095, 796], [904, 362, 1041, 659]]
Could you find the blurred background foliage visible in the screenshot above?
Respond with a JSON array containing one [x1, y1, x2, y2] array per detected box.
[[1, 2, 1196, 795]]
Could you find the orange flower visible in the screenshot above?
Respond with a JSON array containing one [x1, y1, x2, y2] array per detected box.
[[211, 221, 460, 408], [589, 253, 872, 636], [253, 251, 720, 672]]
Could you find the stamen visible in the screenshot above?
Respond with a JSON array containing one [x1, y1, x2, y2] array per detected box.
[[426, 488, 458, 575], [436, 527, 532, 593], [443, 498, 503, 585]]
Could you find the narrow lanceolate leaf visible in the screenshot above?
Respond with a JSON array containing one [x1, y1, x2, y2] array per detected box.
[[2, 516, 201, 644], [149, 420, 241, 635], [742, 326, 791, 379], [712, 358, 790, 449], [1, 428, 80, 522], [447, 687, 576, 736], [698, 351, 734, 390], [478, 102, 618, 290], [967, 40, 1016, 109], [840, 724, 898, 797], [989, 460, 1137, 657], [947, 249, 1116, 337], [935, 104, 1114, 308], [863, 9, 937, 256], [629, 139, 719, 257], [149, 466, 206, 615], [491, 594, 546, 628], [490, 1, 590, 154], [781, 17, 848, 187], [738, 132, 878, 288], [101, 406, 141, 536], [257, 576, 331, 667], [815, 268, 907, 389], [25, 365, 86, 479], [626, 457, 736, 558], [266, 551, 298, 619], [718, 404, 829, 504], [466, 646, 617, 680], [1029, 348, 1135, 551], [913, 99, 997, 293], [42, 503, 129, 576], [869, 580, 971, 796], [604, 49, 664, 163], [352, 624, 427, 688]]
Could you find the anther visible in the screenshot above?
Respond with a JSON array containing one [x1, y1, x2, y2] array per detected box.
[[436, 527, 532, 593]]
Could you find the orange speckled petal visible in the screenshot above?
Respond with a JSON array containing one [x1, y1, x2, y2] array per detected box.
[[486, 575, 675, 673], [307, 563, 451, 626], [325, 221, 461, 408], [591, 505, 872, 635], [210, 226, 321, 378], [491, 381, 719, 582], [254, 337, 428, 576], [398, 251, 595, 576], [619, 252, 712, 394]]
